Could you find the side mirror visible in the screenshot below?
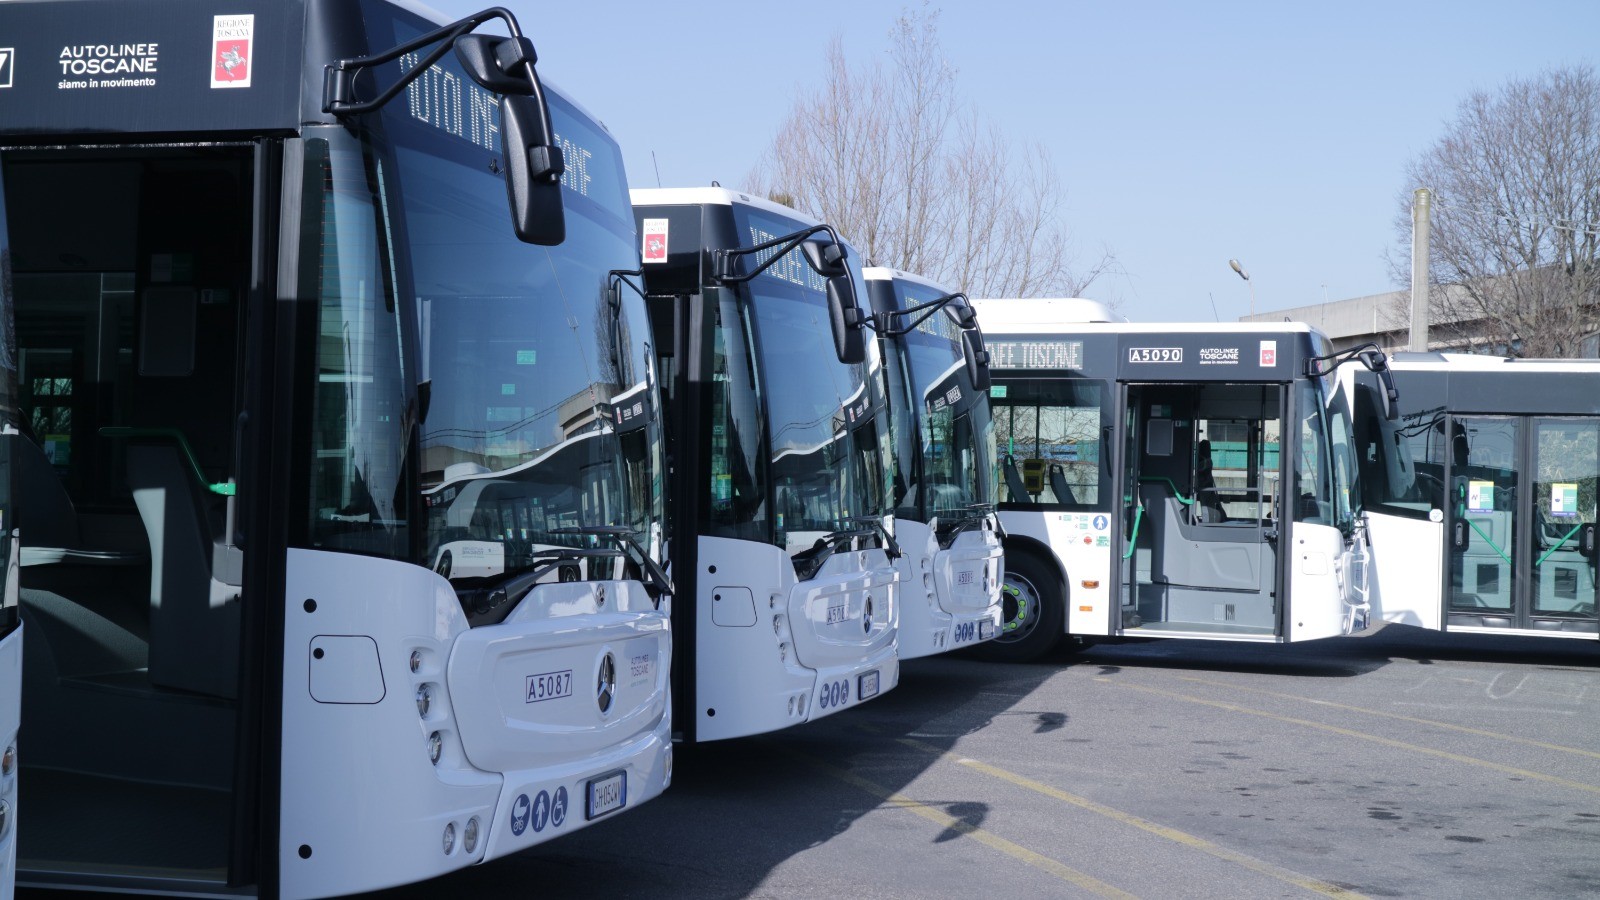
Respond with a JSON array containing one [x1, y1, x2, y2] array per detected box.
[[802, 239, 848, 277], [1376, 369, 1399, 421], [827, 275, 866, 365], [961, 328, 992, 391], [454, 35, 566, 246], [946, 301, 978, 330], [500, 95, 566, 246]]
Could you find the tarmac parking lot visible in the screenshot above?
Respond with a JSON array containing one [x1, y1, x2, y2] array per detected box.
[[361, 624, 1600, 899]]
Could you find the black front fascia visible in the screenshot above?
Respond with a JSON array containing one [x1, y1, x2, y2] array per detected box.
[[1385, 366, 1600, 418], [632, 201, 719, 743], [0, 0, 308, 141], [1117, 331, 1310, 383]]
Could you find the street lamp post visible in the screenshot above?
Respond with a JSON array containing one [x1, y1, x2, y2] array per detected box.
[[1228, 258, 1255, 318]]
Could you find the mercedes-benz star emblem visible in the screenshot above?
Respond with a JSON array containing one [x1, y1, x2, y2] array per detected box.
[[597, 653, 616, 714]]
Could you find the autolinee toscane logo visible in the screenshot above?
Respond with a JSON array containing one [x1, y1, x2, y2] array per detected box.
[[0, 48, 14, 89]]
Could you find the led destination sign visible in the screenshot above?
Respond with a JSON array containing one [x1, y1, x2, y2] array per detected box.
[[988, 340, 1084, 370]]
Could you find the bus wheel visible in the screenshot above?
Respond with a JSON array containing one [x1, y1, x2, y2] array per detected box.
[[971, 552, 1064, 663]]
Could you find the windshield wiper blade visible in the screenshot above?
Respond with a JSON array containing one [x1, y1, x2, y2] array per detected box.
[[937, 503, 1004, 547], [456, 547, 624, 621], [841, 515, 903, 559], [554, 525, 676, 601]]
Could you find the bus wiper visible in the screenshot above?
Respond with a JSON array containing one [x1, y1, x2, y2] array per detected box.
[[841, 515, 903, 560], [935, 503, 1005, 548], [791, 527, 878, 582], [554, 525, 676, 602], [456, 547, 625, 621]]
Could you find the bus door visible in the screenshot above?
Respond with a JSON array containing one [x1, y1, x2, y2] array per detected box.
[[1119, 382, 1284, 638], [1446, 416, 1599, 634], [0, 159, 17, 900], [7, 145, 262, 886]]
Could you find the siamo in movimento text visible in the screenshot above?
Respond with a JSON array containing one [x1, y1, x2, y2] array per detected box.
[[58, 43, 159, 90]]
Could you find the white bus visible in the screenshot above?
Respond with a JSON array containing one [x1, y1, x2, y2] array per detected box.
[[0, 1, 671, 895], [629, 188, 899, 742], [970, 298, 1397, 661], [1348, 352, 1598, 639], [863, 267, 1004, 658]]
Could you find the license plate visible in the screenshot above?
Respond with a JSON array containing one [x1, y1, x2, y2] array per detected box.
[[857, 669, 880, 700], [979, 619, 996, 641], [586, 770, 628, 820]]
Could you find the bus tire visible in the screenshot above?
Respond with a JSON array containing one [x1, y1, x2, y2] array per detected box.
[[971, 551, 1065, 663]]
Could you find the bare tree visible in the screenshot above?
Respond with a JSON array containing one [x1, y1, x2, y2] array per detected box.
[[1393, 65, 1600, 357], [750, 7, 1111, 299]]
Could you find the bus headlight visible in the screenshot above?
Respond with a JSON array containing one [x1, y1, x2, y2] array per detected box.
[[463, 816, 480, 854], [428, 732, 443, 765], [1, 743, 13, 777], [416, 685, 433, 719], [409, 649, 423, 674], [442, 821, 456, 855]]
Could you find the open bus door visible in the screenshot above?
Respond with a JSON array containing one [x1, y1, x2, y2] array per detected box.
[[1117, 381, 1289, 639], [5, 140, 264, 889], [0, 155, 17, 900]]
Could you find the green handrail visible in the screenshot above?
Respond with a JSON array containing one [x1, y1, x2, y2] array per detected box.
[[99, 426, 237, 496], [1138, 475, 1193, 505], [1464, 517, 1512, 565], [1121, 504, 1144, 560], [1536, 522, 1585, 569]]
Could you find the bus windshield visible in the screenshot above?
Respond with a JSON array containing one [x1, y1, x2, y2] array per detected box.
[[303, 22, 662, 591], [732, 206, 886, 553], [894, 279, 993, 520]]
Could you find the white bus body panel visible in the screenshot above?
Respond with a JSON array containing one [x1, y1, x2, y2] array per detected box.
[[1366, 512, 1445, 631], [0, 624, 18, 900], [894, 519, 1004, 659], [1287, 521, 1359, 641], [279, 549, 671, 899], [693, 536, 898, 742], [998, 510, 1116, 636]]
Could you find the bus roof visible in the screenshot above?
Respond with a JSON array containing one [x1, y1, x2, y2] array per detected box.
[[629, 186, 830, 227], [861, 266, 950, 294], [1389, 351, 1600, 373], [970, 297, 1125, 325]]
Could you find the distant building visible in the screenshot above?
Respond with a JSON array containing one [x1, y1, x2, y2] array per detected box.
[[1244, 284, 1600, 358]]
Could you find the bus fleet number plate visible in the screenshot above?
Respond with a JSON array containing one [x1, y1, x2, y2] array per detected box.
[[586, 770, 628, 820]]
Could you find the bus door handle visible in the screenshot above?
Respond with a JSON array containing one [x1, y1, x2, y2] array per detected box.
[[1453, 521, 1466, 549], [1582, 523, 1596, 558]]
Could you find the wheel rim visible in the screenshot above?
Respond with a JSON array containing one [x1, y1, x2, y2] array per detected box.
[[996, 570, 1041, 644]]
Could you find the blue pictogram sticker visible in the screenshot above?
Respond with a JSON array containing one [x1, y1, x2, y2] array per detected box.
[[510, 793, 531, 836], [551, 786, 569, 827], [531, 789, 551, 833], [1092, 514, 1109, 531]]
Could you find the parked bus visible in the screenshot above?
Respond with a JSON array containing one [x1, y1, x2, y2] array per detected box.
[[629, 188, 899, 742], [862, 267, 1004, 658], [1348, 352, 1598, 639], [0, 1, 671, 895], [970, 298, 1397, 661]]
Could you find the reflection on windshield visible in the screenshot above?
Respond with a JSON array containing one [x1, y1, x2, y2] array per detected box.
[[750, 277, 884, 552], [304, 86, 663, 593], [893, 282, 993, 519]]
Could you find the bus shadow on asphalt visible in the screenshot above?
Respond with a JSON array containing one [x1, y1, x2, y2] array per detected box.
[[358, 656, 1059, 899]]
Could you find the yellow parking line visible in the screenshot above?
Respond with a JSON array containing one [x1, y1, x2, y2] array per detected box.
[[1099, 677, 1600, 796], [1177, 674, 1600, 759], [894, 736, 1364, 899], [778, 745, 1136, 899], [1174, 674, 1600, 762]]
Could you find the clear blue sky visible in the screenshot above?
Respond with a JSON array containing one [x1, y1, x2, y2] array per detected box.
[[430, 0, 1600, 322]]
